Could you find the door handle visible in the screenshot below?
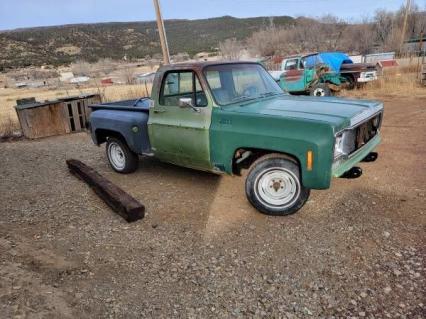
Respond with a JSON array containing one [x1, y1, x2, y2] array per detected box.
[[153, 109, 166, 113]]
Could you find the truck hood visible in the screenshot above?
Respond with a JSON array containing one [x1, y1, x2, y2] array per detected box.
[[340, 63, 377, 72], [224, 95, 383, 132]]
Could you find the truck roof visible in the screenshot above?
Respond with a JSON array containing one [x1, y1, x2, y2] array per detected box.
[[158, 60, 259, 72], [283, 53, 318, 60]]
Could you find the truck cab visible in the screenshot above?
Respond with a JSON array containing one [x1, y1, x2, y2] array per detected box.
[[89, 61, 383, 217], [280, 56, 316, 93]]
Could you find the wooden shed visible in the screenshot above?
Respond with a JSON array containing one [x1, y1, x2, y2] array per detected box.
[[15, 94, 101, 139]]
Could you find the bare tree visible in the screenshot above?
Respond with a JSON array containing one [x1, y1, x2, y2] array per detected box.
[[120, 65, 136, 84], [318, 15, 348, 50], [248, 15, 347, 56], [409, 4, 426, 38], [244, 8, 424, 60], [219, 38, 243, 60], [248, 27, 291, 56], [71, 60, 92, 76], [342, 17, 376, 55], [95, 58, 115, 76], [152, 53, 163, 61], [143, 55, 156, 71], [374, 10, 397, 50], [173, 52, 190, 63]]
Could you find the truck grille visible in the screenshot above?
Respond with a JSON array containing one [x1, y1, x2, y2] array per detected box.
[[353, 113, 381, 151]]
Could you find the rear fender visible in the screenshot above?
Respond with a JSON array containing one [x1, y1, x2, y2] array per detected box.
[[90, 110, 150, 154]]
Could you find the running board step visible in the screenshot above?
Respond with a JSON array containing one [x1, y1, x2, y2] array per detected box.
[[362, 152, 378, 162], [340, 166, 363, 179]]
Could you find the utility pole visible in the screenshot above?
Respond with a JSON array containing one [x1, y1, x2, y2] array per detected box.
[[400, 0, 411, 55], [153, 0, 170, 65]]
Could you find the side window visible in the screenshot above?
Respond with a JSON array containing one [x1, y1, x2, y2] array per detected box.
[[194, 76, 208, 107], [162, 72, 192, 97], [160, 71, 208, 107], [285, 59, 298, 71], [178, 72, 193, 94]]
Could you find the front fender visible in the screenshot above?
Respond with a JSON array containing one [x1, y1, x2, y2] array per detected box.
[[210, 111, 335, 189]]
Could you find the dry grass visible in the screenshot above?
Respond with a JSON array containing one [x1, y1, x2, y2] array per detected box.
[[102, 83, 152, 102], [338, 66, 425, 99], [0, 115, 21, 140]]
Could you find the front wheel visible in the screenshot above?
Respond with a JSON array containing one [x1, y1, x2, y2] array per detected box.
[[245, 154, 310, 216], [310, 83, 331, 97], [106, 137, 139, 174]]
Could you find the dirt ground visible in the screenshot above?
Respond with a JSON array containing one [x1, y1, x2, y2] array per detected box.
[[0, 94, 425, 318]]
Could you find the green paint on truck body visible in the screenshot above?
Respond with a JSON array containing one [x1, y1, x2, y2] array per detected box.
[[144, 62, 382, 190], [332, 134, 381, 178], [148, 66, 214, 172], [209, 94, 382, 189]]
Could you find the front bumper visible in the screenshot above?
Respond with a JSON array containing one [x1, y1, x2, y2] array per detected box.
[[357, 73, 378, 82], [332, 134, 381, 177]]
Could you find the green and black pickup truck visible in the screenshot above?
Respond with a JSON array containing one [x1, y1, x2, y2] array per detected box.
[[89, 61, 383, 216]]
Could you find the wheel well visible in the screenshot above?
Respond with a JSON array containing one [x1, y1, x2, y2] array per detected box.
[[95, 129, 126, 145], [232, 148, 300, 175], [342, 73, 355, 82]]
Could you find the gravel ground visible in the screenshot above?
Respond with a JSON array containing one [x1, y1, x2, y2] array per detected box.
[[0, 96, 425, 318]]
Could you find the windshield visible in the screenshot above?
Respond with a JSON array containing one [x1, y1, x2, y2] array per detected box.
[[204, 63, 284, 106]]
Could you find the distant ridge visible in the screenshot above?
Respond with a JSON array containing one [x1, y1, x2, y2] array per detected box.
[[0, 15, 294, 69]]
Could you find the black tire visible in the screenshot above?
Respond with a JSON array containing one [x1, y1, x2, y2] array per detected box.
[[309, 83, 331, 97], [106, 137, 139, 174], [342, 74, 356, 90], [245, 154, 310, 216]]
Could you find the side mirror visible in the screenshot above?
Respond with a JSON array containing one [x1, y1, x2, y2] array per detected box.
[[178, 97, 193, 108], [178, 97, 200, 112]]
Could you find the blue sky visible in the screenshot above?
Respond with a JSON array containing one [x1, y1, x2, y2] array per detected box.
[[0, 0, 417, 31]]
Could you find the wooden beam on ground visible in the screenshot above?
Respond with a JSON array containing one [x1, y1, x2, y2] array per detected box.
[[66, 159, 145, 222]]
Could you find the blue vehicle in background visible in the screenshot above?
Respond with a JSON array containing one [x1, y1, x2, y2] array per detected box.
[[271, 52, 378, 96]]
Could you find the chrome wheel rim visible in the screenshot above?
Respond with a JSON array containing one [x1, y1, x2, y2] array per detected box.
[[108, 142, 125, 170], [254, 167, 300, 209], [313, 88, 325, 96]]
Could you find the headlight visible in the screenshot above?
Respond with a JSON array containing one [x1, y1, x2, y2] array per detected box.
[[334, 134, 344, 159], [334, 130, 356, 160], [372, 115, 380, 128]]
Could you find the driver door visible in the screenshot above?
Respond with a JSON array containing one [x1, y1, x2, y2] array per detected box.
[[148, 70, 213, 170], [282, 58, 305, 92]]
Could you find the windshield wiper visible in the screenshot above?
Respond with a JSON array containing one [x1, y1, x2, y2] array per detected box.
[[231, 95, 257, 103], [259, 92, 281, 98], [228, 92, 282, 106]]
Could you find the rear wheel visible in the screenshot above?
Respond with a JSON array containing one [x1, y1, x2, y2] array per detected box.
[[309, 83, 331, 97], [342, 74, 356, 89], [245, 154, 310, 216], [106, 137, 139, 174]]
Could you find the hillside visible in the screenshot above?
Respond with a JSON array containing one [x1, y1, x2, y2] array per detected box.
[[0, 15, 294, 70]]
